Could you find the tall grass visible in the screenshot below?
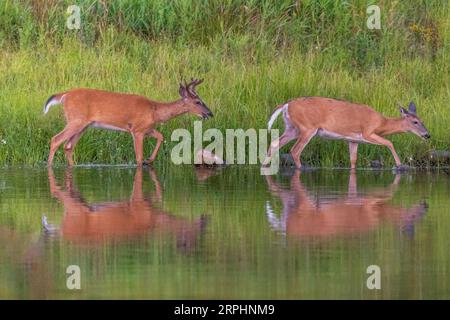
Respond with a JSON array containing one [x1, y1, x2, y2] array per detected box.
[[0, 0, 448, 166]]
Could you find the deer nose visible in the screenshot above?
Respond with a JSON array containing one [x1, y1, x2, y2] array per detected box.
[[423, 133, 431, 139], [202, 111, 213, 120]]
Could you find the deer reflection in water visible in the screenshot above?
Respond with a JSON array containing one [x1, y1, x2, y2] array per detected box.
[[265, 171, 427, 239], [45, 168, 207, 248]]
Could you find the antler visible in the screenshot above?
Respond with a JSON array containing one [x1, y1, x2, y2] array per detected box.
[[186, 78, 204, 96], [179, 75, 195, 98]]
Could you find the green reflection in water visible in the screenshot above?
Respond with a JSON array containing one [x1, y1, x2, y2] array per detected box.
[[0, 166, 448, 299]]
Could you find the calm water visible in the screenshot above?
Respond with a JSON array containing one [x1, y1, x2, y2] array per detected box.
[[0, 166, 448, 299]]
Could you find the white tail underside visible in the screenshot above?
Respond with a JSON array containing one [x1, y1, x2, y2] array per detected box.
[[267, 103, 288, 130], [43, 95, 65, 114]]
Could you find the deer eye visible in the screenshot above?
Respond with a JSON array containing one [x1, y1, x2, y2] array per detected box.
[[196, 101, 202, 105], [413, 121, 419, 125]]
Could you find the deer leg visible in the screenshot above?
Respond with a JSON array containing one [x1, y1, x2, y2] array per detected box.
[[148, 168, 163, 203], [64, 128, 86, 167], [143, 129, 164, 165], [130, 167, 144, 202], [48, 123, 85, 167], [363, 133, 402, 167], [349, 142, 358, 170], [132, 133, 145, 166], [347, 170, 357, 199], [290, 129, 317, 169], [262, 127, 298, 166]]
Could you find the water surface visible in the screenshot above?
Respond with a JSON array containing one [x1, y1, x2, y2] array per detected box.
[[0, 166, 448, 299]]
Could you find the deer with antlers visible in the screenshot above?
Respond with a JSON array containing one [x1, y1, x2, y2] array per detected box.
[[44, 167, 208, 247], [43, 79, 212, 166]]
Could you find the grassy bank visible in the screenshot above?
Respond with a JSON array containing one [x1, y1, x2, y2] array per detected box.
[[0, 0, 448, 167]]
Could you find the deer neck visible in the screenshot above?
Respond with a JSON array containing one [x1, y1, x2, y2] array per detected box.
[[154, 100, 188, 123], [377, 117, 407, 136]]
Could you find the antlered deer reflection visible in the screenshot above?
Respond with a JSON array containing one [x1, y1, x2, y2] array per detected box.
[[265, 171, 427, 238], [46, 168, 207, 247]]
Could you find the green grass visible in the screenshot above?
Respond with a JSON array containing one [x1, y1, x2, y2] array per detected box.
[[0, 0, 449, 167]]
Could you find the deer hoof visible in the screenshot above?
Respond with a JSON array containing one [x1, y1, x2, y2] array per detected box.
[[142, 160, 152, 166]]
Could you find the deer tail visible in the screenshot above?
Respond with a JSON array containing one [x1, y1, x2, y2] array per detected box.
[[267, 103, 288, 130], [43, 92, 66, 114]]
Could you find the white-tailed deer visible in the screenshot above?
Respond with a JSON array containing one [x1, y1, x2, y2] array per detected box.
[[263, 98, 430, 169], [265, 171, 427, 239], [44, 168, 207, 248], [43, 79, 213, 166]]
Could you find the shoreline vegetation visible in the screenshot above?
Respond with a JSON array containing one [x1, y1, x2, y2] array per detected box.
[[0, 0, 449, 167]]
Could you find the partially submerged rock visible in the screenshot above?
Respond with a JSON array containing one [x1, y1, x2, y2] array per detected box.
[[195, 149, 225, 166]]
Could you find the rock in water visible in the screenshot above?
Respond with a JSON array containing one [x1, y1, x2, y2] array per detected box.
[[195, 149, 225, 166]]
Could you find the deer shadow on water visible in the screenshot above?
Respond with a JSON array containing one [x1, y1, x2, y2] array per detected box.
[[265, 170, 428, 240], [43, 167, 208, 250]]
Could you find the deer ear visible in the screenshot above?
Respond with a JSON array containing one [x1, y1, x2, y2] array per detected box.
[[408, 101, 417, 115], [179, 84, 188, 98], [399, 107, 409, 117]]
